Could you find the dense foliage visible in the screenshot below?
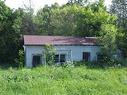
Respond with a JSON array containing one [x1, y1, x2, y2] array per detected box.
[[35, 1, 116, 37], [110, 0, 127, 58], [0, 66, 127, 95], [44, 44, 56, 65], [0, 0, 21, 63]]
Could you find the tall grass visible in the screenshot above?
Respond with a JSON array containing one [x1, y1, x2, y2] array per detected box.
[[0, 66, 127, 95]]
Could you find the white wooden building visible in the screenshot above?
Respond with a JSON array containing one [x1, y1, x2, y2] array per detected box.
[[24, 35, 100, 67]]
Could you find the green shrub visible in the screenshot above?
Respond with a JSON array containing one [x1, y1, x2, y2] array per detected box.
[[96, 52, 119, 67], [44, 44, 56, 65], [15, 50, 24, 68], [73, 61, 93, 67], [73, 61, 84, 66], [115, 59, 127, 67], [96, 52, 127, 67], [62, 61, 74, 68]]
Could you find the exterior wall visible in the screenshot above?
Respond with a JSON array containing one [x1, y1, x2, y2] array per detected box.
[[24, 45, 100, 68]]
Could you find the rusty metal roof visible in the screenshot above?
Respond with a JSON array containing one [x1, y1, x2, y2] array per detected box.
[[24, 35, 98, 46]]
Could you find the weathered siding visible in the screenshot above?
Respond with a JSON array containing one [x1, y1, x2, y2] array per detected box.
[[24, 45, 100, 68]]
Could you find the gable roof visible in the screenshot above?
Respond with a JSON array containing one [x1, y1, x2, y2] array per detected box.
[[24, 35, 98, 46]]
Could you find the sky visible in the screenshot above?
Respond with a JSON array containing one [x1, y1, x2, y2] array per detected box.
[[5, 0, 112, 12]]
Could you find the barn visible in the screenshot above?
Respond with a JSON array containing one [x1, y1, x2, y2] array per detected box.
[[24, 35, 100, 67]]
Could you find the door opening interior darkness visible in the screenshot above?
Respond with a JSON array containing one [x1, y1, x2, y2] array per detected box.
[[83, 52, 90, 61], [32, 55, 41, 67]]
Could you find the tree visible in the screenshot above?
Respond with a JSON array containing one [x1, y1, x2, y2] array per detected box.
[[0, 0, 21, 63], [110, 0, 127, 57], [75, 0, 115, 37], [20, 9, 37, 35], [19, 0, 37, 35], [67, 0, 88, 5], [48, 4, 78, 36], [35, 5, 54, 35], [99, 24, 117, 56], [110, 0, 127, 28]]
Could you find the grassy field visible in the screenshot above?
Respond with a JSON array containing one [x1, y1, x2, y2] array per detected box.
[[0, 66, 127, 95]]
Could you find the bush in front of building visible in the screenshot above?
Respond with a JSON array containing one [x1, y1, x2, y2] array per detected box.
[[15, 50, 24, 68], [44, 44, 56, 65]]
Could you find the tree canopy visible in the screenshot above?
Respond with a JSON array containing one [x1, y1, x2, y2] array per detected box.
[[110, 0, 127, 57], [0, 0, 21, 63]]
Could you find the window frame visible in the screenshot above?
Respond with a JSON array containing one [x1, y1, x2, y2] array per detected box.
[[54, 54, 66, 63]]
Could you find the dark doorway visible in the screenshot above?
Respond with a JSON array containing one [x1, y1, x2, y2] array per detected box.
[[60, 54, 66, 63], [83, 52, 90, 61], [32, 55, 41, 67]]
